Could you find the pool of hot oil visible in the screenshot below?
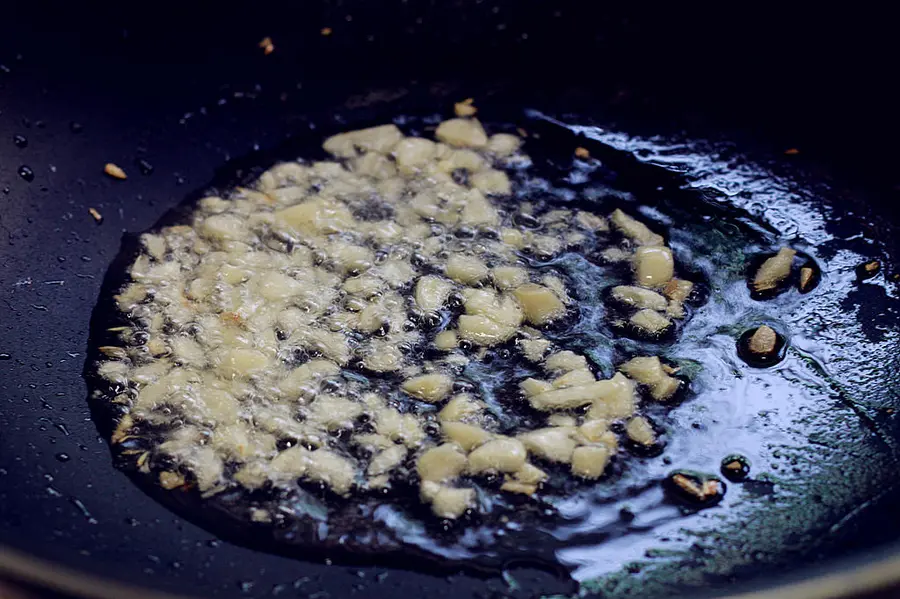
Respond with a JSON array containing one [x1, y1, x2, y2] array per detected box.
[[85, 114, 898, 586]]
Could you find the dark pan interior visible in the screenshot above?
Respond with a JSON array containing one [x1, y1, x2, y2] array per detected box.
[[2, 3, 900, 598]]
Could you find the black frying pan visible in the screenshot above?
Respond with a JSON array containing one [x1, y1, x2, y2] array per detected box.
[[2, 3, 900, 598]]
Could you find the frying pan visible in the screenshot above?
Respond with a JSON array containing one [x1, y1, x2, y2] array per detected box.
[[2, 3, 899, 598]]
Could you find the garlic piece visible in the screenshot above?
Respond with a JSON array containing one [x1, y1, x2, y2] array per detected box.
[[435, 118, 489, 148], [611, 208, 664, 246], [753, 248, 796, 293], [467, 438, 527, 474], [401, 373, 453, 403], [634, 246, 674, 288], [571, 446, 611, 479], [514, 284, 565, 325], [417, 444, 467, 483]]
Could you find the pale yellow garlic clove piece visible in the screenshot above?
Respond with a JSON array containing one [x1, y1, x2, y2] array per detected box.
[[401, 373, 453, 403], [571, 446, 612, 479], [217, 349, 270, 378], [414, 275, 454, 313], [446, 255, 489, 285], [438, 394, 484, 422], [492, 266, 529, 291], [752, 247, 797, 293], [610, 208, 664, 246], [633, 246, 674, 288], [619, 356, 681, 401], [467, 438, 527, 474], [434, 330, 459, 351], [442, 421, 492, 451], [393, 137, 438, 174], [514, 283, 566, 325], [367, 445, 408, 477], [417, 443, 467, 483], [486, 133, 522, 156], [626, 416, 656, 446], [322, 124, 404, 158], [629, 309, 673, 337], [585, 373, 637, 420], [518, 427, 577, 463], [611, 285, 668, 311], [435, 118, 489, 148]]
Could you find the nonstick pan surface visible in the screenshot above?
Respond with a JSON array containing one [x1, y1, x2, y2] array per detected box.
[[2, 4, 900, 598]]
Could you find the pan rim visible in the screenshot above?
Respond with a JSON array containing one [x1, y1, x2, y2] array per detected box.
[[2, 542, 900, 599]]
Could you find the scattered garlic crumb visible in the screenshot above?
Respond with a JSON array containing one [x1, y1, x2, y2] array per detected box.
[[454, 98, 477, 118], [258, 36, 275, 55], [104, 163, 127, 180]]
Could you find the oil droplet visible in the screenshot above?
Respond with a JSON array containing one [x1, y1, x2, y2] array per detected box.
[[18, 165, 35, 181], [238, 580, 255, 593], [137, 158, 154, 175], [13, 134, 27, 148], [55, 452, 71, 462], [0, 353, 11, 360], [70, 122, 83, 133]]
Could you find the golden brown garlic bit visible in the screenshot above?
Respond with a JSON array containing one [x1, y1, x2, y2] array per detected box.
[[88, 207, 104, 223], [673, 474, 712, 498], [665, 471, 726, 507], [104, 163, 127, 180], [454, 98, 477, 118], [748, 325, 778, 355], [857, 260, 881, 281], [258, 36, 275, 54], [799, 266, 816, 292], [574, 147, 590, 159], [752, 247, 796, 293]]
